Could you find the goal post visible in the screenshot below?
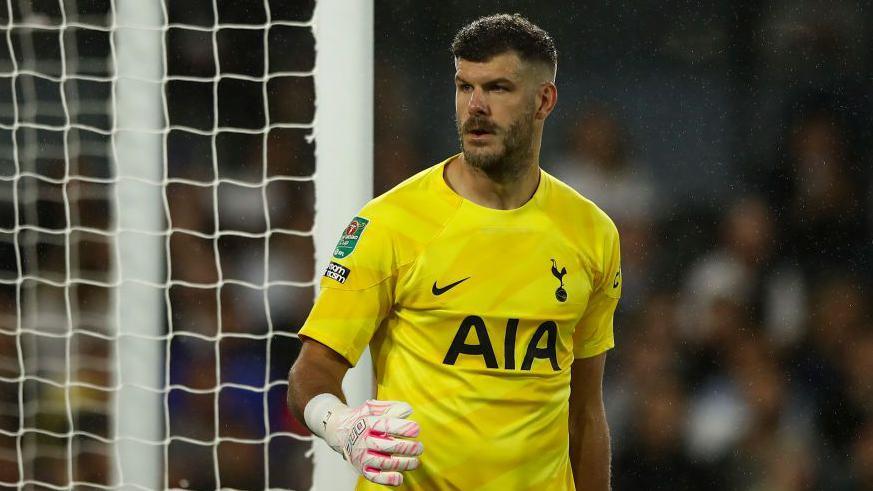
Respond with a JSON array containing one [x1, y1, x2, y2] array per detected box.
[[311, 0, 375, 489], [112, 1, 164, 489]]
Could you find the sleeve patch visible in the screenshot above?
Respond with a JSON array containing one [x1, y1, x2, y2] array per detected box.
[[606, 267, 622, 299], [332, 216, 370, 259], [324, 261, 351, 284]]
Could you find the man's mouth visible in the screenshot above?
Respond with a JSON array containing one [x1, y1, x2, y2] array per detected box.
[[464, 117, 496, 135]]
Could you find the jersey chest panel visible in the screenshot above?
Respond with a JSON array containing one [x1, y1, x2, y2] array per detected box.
[[390, 221, 593, 373]]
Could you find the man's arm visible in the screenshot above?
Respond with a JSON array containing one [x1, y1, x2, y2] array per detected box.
[[287, 337, 350, 423], [569, 352, 610, 491], [287, 338, 423, 487]]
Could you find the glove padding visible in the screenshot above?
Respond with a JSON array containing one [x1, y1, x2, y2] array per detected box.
[[323, 399, 424, 486]]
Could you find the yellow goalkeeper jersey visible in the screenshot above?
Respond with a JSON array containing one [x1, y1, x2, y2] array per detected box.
[[300, 155, 621, 490]]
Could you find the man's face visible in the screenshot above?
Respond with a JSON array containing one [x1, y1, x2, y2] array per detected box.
[[454, 52, 540, 174]]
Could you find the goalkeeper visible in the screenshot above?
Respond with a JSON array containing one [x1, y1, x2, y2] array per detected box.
[[288, 13, 620, 490]]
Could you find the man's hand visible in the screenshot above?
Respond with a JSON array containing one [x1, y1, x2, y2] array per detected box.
[[311, 397, 424, 486]]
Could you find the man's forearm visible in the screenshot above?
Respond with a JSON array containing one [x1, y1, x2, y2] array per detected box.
[[569, 408, 611, 491], [286, 340, 349, 425], [287, 362, 344, 424]]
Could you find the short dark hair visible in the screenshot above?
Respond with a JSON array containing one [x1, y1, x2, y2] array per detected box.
[[451, 13, 557, 73]]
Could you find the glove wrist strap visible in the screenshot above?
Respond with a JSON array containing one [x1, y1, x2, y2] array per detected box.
[[303, 393, 345, 443]]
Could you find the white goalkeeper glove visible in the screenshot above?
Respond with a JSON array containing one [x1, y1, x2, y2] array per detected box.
[[304, 394, 424, 486]]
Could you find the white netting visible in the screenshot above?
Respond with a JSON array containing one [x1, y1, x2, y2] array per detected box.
[[0, 0, 316, 489]]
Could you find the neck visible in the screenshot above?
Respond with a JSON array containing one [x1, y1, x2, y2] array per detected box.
[[446, 153, 541, 210]]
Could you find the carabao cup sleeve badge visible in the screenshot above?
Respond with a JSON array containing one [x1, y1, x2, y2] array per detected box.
[[332, 216, 370, 259]]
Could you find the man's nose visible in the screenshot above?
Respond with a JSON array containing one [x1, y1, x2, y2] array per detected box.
[[467, 88, 488, 115]]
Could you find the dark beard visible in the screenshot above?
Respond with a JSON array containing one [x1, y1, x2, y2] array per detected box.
[[456, 111, 534, 182]]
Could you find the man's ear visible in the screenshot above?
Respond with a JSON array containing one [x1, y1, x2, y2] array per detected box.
[[535, 82, 558, 120]]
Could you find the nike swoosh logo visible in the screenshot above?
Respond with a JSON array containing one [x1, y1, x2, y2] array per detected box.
[[432, 277, 470, 296]]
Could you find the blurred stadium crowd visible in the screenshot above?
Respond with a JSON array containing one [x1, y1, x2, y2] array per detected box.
[[555, 104, 872, 490], [1, 0, 872, 490]]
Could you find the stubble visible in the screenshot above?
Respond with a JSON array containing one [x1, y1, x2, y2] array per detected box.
[[456, 109, 535, 183]]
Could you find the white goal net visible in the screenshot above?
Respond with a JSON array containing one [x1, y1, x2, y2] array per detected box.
[[0, 0, 327, 489]]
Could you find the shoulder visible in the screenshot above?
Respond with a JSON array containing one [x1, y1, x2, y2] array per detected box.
[[543, 171, 622, 294], [542, 170, 619, 243], [362, 159, 460, 221], [361, 164, 445, 217], [352, 157, 462, 261]]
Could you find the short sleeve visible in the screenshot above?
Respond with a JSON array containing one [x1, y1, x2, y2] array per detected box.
[[298, 214, 396, 366], [573, 222, 621, 358]]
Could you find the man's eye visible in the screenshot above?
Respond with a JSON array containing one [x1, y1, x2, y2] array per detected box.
[[491, 86, 506, 92], [459, 84, 472, 91]]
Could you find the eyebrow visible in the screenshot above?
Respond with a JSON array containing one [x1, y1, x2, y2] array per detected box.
[[454, 76, 515, 86]]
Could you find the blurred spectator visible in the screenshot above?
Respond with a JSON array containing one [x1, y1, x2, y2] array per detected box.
[[791, 278, 868, 456], [684, 298, 753, 463], [845, 420, 873, 490], [766, 108, 869, 277], [760, 0, 866, 83], [842, 331, 873, 421], [549, 105, 660, 225], [607, 292, 680, 441], [614, 377, 700, 490], [724, 336, 817, 490], [679, 195, 806, 349]]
